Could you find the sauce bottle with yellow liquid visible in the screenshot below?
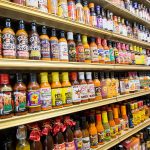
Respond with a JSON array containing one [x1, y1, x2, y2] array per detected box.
[[110, 72, 117, 97]]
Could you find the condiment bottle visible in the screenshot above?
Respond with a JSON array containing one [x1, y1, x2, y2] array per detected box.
[[96, 37, 104, 64], [83, 1, 90, 25], [100, 72, 107, 99], [81, 116, 90, 150], [74, 121, 83, 150], [51, 72, 63, 108], [68, 0, 76, 21], [108, 40, 115, 64], [126, 103, 134, 128], [50, 28, 59, 61], [0, 28, 2, 58], [40, 26, 51, 60], [110, 72, 117, 97], [76, 33, 85, 62], [93, 72, 102, 101], [26, 0, 38, 8], [89, 3, 97, 27], [102, 39, 110, 64], [78, 72, 88, 103], [102, 111, 111, 141], [58, 0, 68, 18], [96, 113, 104, 145], [89, 115, 98, 148], [82, 35, 91, 63], [48, 0, 58, 15], [96, 6, 103, 29], [29, 22, 41, 60], [0, 74, 13, 119], [67, 32, 76, 62], [113, 42, 119, 64], [86, 72, 95, 101], [101, 8, 107, 30], [90, 37, 99, 63], [76, 0, 84, 23], [70, 72, 81, 104], [59, 30, 68, 62], [16, 20, 29, 59], [40, 72, 52, 111], [2, 18, 16, 59], [113, 16, 119, 33], [27, 73, 41, 113], [38, 0, 48, 12], [108, 109, 117, 138], [13, 73, 27, 116], [61, 72, 72, 106]]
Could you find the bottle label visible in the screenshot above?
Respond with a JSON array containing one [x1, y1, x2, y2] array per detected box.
[[84, 48, 91, 61], [84, 10, 90, 25], [101, 85, 107, 98], [76, 6, 84, 23], [26, 0, 38, 8], [62, 87, 72, 104], [0, 31, 2, 56], [120, 81, 125, 93], [68, 43, 76, 62], [104, 50, 110, 62], [97, 17, 103, 28], [27, 90, 40, 107], [41, 39, 50, 59], [82, 137, 90, 150], [74, 137, 83, 150], [98, 49, 104, 61], [16, 34, 29, 58], [95, 86, 101, 97], [50, 40, 59, 59], [52, 88, 62, 106], [134, 79, 140, 91], [87, 84, 95, 99], [14, 91, 26, 112], [76, 45, 85, 62], [54, 143, 65, 150], [104, 128, 111, 141], [90, 134, 98, 146], [59, 42, 68, 60], [129, 80, 135, 92], [91, 47, 99, 62], [38, 0, 48, 13], [80, 84, 88, 100], [2, 33, 16, 57], [110, 126, 116, 137], [68, 1, 76, 20], [65, 141, 75, 150], [72, 85, 81, 102], [90, 16, 97, 27], [40, 87, 51, 108], [102, 18, 107, 30], [0, 92, 12, 115], [109, 48, 115, 61], [114, 49, 119, 63], [58, 2, 68, 18], [98, 131, 104, 143], [117, 124, 122, 134]]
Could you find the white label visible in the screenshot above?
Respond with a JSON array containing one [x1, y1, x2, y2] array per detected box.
[[59, 42, 68, 60], [72, 85, 81, 102], [82, 137, 90, 150], [91, 47, 99, 62], [120, 81, 125, 93], [87, 84, 95, 99], [80, 84, 88, 100], [26, 0, 38, 8]]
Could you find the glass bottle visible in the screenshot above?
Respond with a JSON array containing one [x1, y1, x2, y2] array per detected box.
[[102, 39, 110, 64], [68, 0, 76, 21], [101, 8, 107, 30], [96, 6, 103, 29], [100, 72, 107, 99], [48, 0, 58, 15], [110, 72, 117, 97], [89, 3, 97, 27], [38, 0, 48, 13], [58, 0, 68, 18], [83, 1, 90, 25], [108, 40, 115, 64], [126, 103, 134, 128], [76, 0, 84, 23]]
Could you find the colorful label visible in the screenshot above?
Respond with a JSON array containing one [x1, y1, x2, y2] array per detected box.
[[14, 91, 26, 112], [76, 45, 85, 62], [98, 131, 104, 143], [0, 92, 12, 115], [104, 128, 111, 141], [120, 81, 125, 94], [41, 39, 50, 59], [117, 124, 122, 134], [102, 18, 107, 30], [84, 10, 90, 25], [91, 47, 99, 62], [58, 2, 68, 18], [59, 42, 68, 60], [72, 85, 81, 102], [84, 48, 91, 61], [101, 84, 107, 98], [27, 90, 40, 107], [62, 87, 72, 104], [98, 49, 104, 61], [65, 141, 75, 150], [40, 87, 51, 108], [95, 86, 101, 97], [90, 134, 98, 146], [54, 143, 65, 150], [90, 16, 97, 27], [76, 6, 84, 23], [82, 137, 90, 150], [110, 126, 116, 138], [74, 137, 83, 150], [104, 50, 110, 62], [129, 80, 135, 92], [80, 84, 88, 100], [68, 43, 76, 62], [134, 79, 140, 91], [38, 0, 48, 12], [0, 31, 2, 56], [109, 48, 115, 61], [2, 33, 16, 57], [87, 84, 95, 99], [68, 1, 76, 20], [50, 40, 59, 59], [97, 17, 103, 28], [52, 88, 62, 106], [114, 49, 119, 63]]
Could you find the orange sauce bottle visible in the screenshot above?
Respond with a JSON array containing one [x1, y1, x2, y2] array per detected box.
[[48, 0, 58, 15], [110, 72, 117, 97], [102, 39, 110, 64], [68, 0, 76, 21], [40, 72, 52, 111], [61, 72, 72, 107], [51, 72, 63, 108], [76, 0, 84, 23]]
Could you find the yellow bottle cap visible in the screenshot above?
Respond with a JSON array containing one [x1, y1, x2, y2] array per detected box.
[[52, 72, 59, 82]]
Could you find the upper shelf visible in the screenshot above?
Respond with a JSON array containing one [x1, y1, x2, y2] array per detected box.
[[0, 1, 150, 48]]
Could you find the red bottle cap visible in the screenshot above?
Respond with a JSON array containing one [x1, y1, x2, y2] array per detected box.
[[96, 114, 102, 122], [121, 43, 125, 50], [96, 37, 102, 44], [117, 42, 121, 49], [70, 72, 77, 81], [125, 44, 129, 50], [102, 39, 107, 46], [0, 74, 9, 84]]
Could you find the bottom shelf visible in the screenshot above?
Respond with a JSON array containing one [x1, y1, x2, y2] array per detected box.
[[97, 118, 150, 150]]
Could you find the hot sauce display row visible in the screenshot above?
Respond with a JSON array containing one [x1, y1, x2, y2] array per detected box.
[[0, 19, 150, 65], [1, 97, 150, 150], [0, 71, 150, 119]]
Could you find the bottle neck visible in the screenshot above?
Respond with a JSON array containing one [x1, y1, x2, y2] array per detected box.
[[16, 73, 23, 83], [30, 73, 37, 82], [62, 72, 69, 82], [5, 19, 11, 28], [86, 72, 92, 80], [41, 75, 48, 83], [19, 23, 25, 30], [52, 72, 59, 82], [51, 29, 56, 37], [79, 72, 85, 80]]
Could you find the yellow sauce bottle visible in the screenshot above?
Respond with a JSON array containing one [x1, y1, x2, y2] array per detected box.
[[134, 102, 141, 124], [110, 72, 117, 97], [131, 103, 137, 126]]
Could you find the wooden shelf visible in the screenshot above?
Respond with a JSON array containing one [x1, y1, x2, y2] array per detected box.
[[97, 119, 150, 150], [0, 0, 150, 48], [0, 90, 150, 130]]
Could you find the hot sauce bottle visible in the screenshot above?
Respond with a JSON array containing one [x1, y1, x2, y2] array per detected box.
[[111, 72, 117, 97], [101, 8, 107, 30], [102, 39, 110, 64], [59, 30, 68, 62], [50, 28, 59, 61], [58, 0, 68, 18], [67, 32, 76, 62], [40, 72, 52, 111], [83, 1, 90, 25], [29, 22, 41, 60], [70, 72, 81, 104], [86, 72, 95, 101], [16, 20, 29, 59], [38, 0, 48, 12], [61, 72, 72, 107], [2, 18, 16, 59], [76, 33, 85, 62], [108, 40, 115, 64], [89, 3, 97, 27], [0, 28, 2, 58], [78, 72, 88, 103], [96, 6, 103, 29], [76, 0, 84, 24], [48, 0, 58, 15], [82, 35, 91, 63], [0, 74, 13, 119], [68, 0, 76, 21], [13, 73, 27, 116], [51, 72, 63, 108], [40, 26, 51, 60], [27, 73, 41, 113]]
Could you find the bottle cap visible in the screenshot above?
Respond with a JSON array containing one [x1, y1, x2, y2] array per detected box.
[[89, 3, 94, 8], [0, 74, 9, 84], [102, 111, 108, 123], [78, 72, 85, 80], [86, 72, 92, 80], [82, 35, 88, 43], [67, 32, 73, 40], [70, 72, 78, 81]]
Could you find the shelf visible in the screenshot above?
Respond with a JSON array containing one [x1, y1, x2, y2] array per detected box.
[[97, 119, 150, 150], [0, 0, 150, 48]]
